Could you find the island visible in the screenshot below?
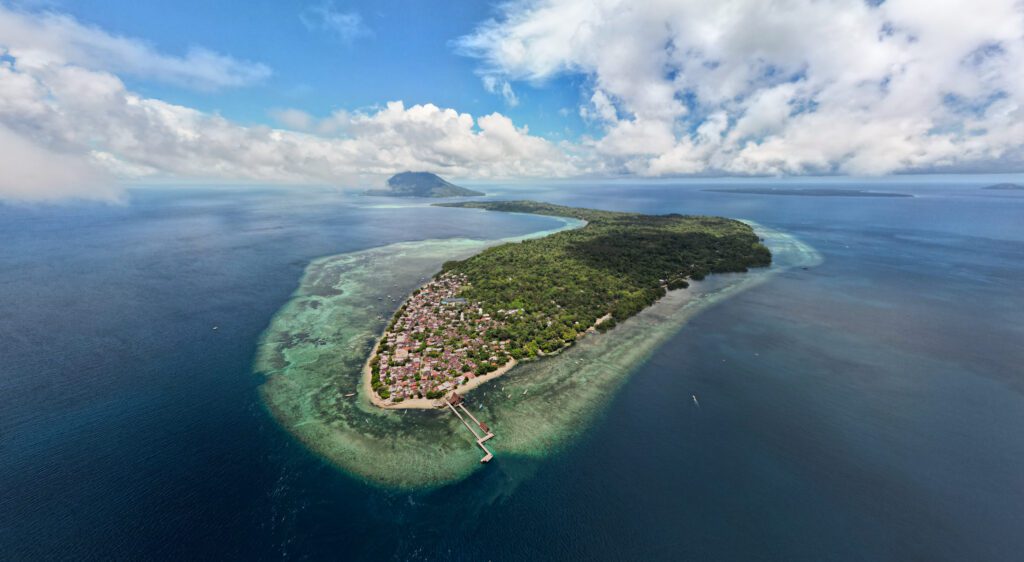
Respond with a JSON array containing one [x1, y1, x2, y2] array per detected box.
[[981, 183, 1024, 191], [704, 187, 912, 197], [365, 200, 771, 409], [363, 171, 485, 198]]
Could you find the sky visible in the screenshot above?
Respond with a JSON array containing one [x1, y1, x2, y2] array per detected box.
[[0, 0, 1022, 200]]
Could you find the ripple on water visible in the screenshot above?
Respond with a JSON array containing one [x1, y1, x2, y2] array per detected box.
[[254, 220, 820, 489]]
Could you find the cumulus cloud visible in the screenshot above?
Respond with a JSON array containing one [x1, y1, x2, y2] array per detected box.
[[0, 7, 574, 201], [458, 0, 1024, 176], [0, 68, 575, 200], [0, 55, 575, 199], [0, 122, 117, 202], [0, 5, 270, 90], [6, 1, 1021, 202]]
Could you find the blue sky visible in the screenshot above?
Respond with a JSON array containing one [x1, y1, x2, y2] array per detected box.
[[50, 0, 587, 139], [0, 0, 1022, 201]]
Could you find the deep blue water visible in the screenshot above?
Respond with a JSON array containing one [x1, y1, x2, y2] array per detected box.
[[1, 179, 1022, 560]]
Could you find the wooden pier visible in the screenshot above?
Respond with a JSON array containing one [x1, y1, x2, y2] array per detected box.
[[446, 393, 495, 463]]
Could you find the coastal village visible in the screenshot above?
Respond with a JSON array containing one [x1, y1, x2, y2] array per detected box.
[[367, 272, 509, 462], [368, 272, 513, 405]]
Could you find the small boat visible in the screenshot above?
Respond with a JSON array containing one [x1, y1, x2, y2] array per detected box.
[[692, 394, 700, 407], [344, 392, 356, 397], [212, 325, 219, 331]]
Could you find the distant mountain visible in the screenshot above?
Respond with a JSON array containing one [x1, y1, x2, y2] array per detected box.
[[981, 183, 1024, 191], [364, 172, 484, 198]]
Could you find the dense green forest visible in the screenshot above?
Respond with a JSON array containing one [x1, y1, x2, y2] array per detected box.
[[434, 200, 771, 358]]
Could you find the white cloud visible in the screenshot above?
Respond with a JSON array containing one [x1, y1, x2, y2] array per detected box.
[[300, 2, 371, 43], [581, 90, 617, 124], [0, 50, 575, 200], [482, 75, 520, 106], [5, 1, 1021, 202], [0, 122, 116, 202], [0, 6, 575, 201], [458, 0, 1024, 176], [269, 108, 315, 131], [0, 5, 270, 90]]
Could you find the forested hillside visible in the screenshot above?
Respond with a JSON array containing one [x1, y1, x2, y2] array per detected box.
[[435, 201, 771, 357]]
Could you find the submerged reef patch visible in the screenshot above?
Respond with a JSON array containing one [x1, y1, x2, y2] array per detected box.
[[255, 220, 820, 489]]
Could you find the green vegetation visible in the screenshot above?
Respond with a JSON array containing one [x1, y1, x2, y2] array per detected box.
[[434, 200, 771, 356]]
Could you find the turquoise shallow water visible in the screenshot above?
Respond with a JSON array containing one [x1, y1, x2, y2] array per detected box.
[[255, 216, 819, 488], [2, 181, 1023, 560]]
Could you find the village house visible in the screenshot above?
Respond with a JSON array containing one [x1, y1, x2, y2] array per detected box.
[[371, 272, 511, 403]]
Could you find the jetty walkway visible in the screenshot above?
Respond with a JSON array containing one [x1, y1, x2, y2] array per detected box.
[[446, 393, 494, 463]]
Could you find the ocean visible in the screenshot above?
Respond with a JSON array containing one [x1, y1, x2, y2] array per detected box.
[[1, 178, 1022, 560]]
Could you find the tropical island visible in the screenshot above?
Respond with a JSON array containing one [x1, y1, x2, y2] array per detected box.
[[365, 201, 771, 408], [363, 171, 485, 198]]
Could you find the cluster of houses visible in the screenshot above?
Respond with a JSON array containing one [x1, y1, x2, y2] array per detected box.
[[373, 272, 510, 402]]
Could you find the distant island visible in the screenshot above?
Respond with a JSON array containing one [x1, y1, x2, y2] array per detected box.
[[365, 200, 771, 408], [981, 183, 1024, 191], [363, 171, 485, 198], [704, 188, 912, 197]]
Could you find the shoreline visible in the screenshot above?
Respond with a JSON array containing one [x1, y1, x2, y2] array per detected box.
[[358, 213, 587, 411], [355, 206, 764, 411], [362, 352, 518, 409], [359, 303, 629, 409], [256, 219, 819, 488]]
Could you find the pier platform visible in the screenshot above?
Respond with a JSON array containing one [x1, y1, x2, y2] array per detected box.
[[446, 393, 495, 463]]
